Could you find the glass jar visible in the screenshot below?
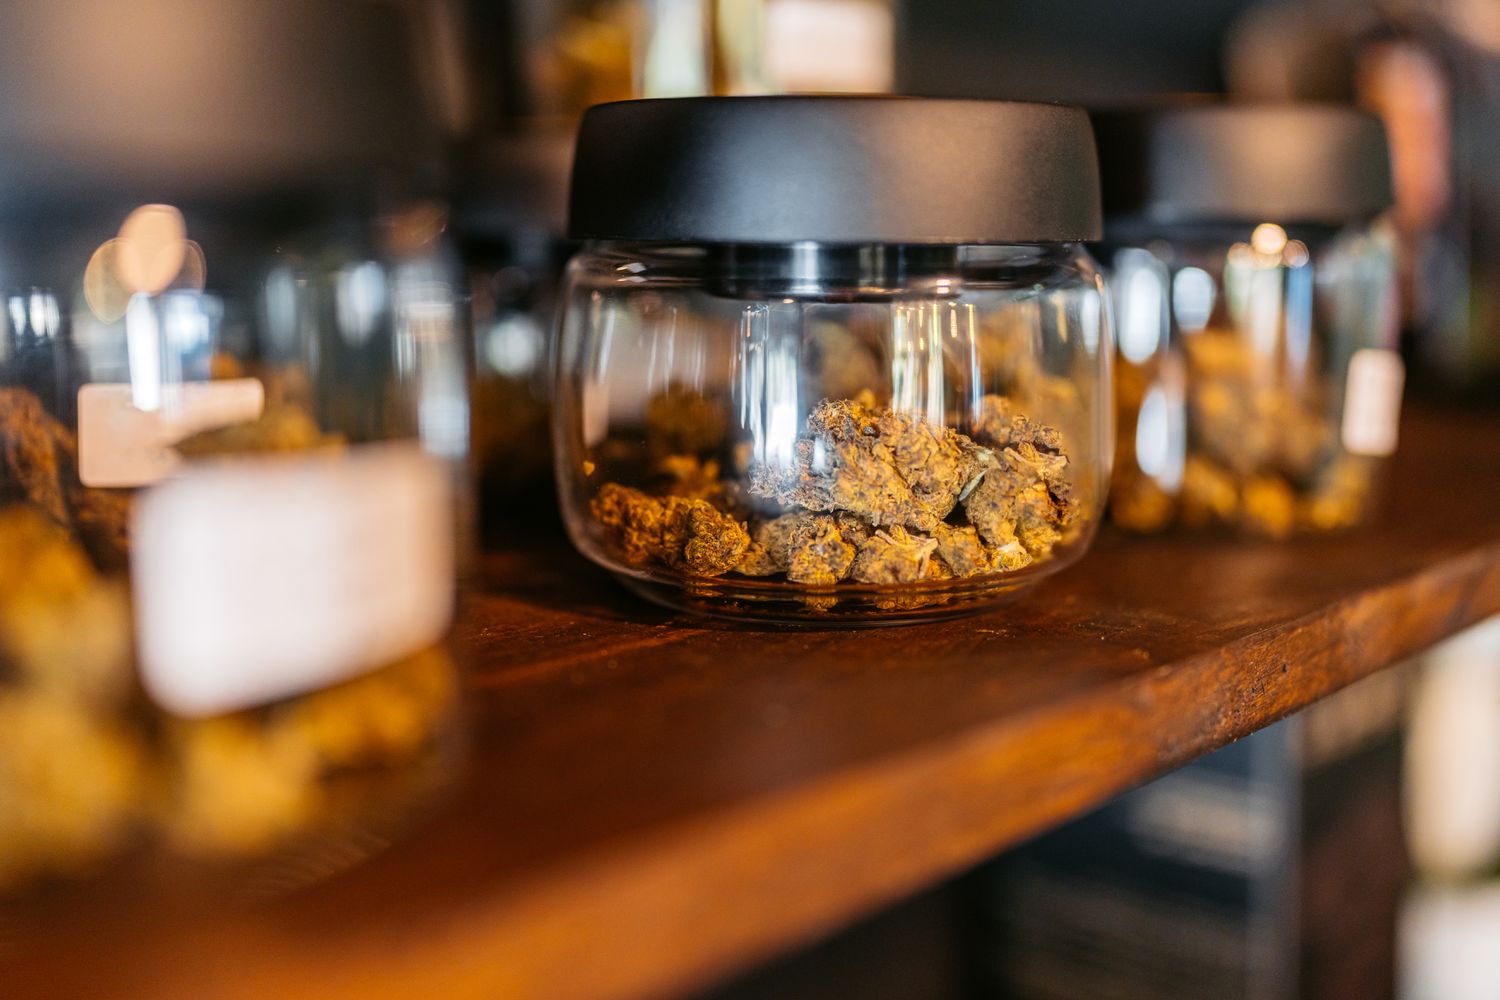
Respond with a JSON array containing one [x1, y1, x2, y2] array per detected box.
[[0, 0, 465, 896], [554, 97, 1112, 623], [455, 131, 574, 537], [1096, 105, 1401, 537]]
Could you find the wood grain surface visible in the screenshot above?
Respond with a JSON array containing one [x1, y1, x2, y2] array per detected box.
[[7, 408, 1500, 1000]]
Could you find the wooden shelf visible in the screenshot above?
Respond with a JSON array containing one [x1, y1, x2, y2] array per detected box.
[[10, 408, 1500, 1000]]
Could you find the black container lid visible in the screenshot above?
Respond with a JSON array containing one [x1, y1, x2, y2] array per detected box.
[[0, 0, 440, 214], [1092, 103, 1393, 227], [568, 96, 1102, 245]]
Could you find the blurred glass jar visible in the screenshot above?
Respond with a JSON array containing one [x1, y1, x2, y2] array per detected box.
[[554, 97, 1112, 624], [0, 0, 466, 895], [1095, 105, 1400, 538], [454, 132, 574, 535]]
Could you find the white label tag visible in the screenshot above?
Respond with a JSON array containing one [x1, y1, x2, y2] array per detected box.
[[1342, 348, 1405, 457], [78, 379, 265, 487], [132, 444, 455, 718]]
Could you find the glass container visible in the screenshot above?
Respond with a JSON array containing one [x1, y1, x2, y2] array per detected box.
[[1096, 105, 1400, 537], [554, 96, 1112, 623], [0, 0, 466, 897], [455, 131, 574, 536]]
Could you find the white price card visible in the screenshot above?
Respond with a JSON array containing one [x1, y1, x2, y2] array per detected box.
[[1341, 348, 1405, 457], [132, 444, 454, 717], [78, 379, 265, 487]]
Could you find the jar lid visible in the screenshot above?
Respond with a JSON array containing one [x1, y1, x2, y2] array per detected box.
[[0, 0, 440, 211], [568, 96, 1102, 245], [1092, 103, 1393, 227]]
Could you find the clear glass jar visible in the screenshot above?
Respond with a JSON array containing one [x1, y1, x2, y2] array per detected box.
[[455, 132, 574, 536], [554, 97, 1112, 623], [0, 0, 465, 896], [1097, 106, 1402, 538]]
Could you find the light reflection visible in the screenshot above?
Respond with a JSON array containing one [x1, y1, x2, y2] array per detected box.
[[7, 290, 62, 345], [81, 204, 220, 410], [1246, 261, 1284, 360], [125, 293, 163, 412], [335, 261, 388, 346], [8, 297, 26, 340], [737, 301, 801, 467], [392, 263, 466, 461], [85, 205, 204, 325], [27, 291, 60, 340], [118, 204, 187, 295], [1283, 255, 1315, 384], [1172, 267, 1216, 332], [1136, 383, 1184, 491], [1078, 285, 1101, 352], [891, 301, 951, 426], [483, 314, 543, 378], [1250, 222, 1289, 257], [1112, 248, 1168, 365], [83, 240, 131, 324], [262, 265, 300, 359]]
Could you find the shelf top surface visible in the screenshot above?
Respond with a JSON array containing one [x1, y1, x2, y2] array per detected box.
[[9, 408, 1500, 1000]]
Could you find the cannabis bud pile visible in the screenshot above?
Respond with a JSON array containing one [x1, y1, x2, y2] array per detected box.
[[588, 387, 1078, 607], [1112, 331, 1377, 538], [0, 380, 456, 890]]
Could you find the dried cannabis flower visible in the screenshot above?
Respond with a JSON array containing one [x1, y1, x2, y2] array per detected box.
[[1118, 328, 1364, 537], [591, 483, 750, 576], [0, 386, 131, 569], [644, 384, 728, 457], [0, 387, 72, 525], [590, 390, 1078, 610], [159, 644, 457, 858], [961, 441, 1072, 557], [850, 525, 938, 584], [748, 396, 982, 532], [0, 380, 463, 880], [174, 404, 343, 456], [651, 454, 727, 505], [0, 506, 145, 889]]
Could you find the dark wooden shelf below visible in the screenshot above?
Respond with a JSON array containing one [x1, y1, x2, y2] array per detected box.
[[9, 408, 1500, 1000]]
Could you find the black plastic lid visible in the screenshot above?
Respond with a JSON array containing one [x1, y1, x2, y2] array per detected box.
[[568, 96, 1102, 245], [1092, 103, 1393, 227], [0, 0, 441, 213]]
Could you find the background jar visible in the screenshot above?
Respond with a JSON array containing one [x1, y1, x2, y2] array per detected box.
[[0, 0, 466, 895], [554, 97, 1112, 624], [1095, 105, 1400, 538], [453, 131, 575, 539]]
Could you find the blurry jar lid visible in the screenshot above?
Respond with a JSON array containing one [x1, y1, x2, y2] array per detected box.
[[1092, 103, 1393, 226], [0, 0, 441, 210], [568, 96, 1102, 245]]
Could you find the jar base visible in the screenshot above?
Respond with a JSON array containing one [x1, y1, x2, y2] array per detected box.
[[610, 572, 1038, 627]]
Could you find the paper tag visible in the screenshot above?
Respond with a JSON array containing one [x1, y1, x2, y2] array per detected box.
[[78, 379, 265, 487], [132, 444, 455, 718], [1342, 348, 1405, 457]]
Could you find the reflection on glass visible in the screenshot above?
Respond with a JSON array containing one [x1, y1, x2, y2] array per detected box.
[[1173, 266, 1217, 333], [735, 300, 801, 469]]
